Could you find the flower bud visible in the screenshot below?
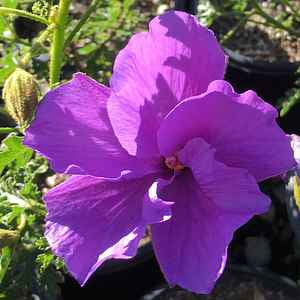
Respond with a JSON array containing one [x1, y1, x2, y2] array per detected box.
[[2, 68, 40, 127], [0, 229, 18, 248]]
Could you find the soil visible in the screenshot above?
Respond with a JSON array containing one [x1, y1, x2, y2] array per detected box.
[[212, 0, 300, 63], [142, 267, 300, 300]]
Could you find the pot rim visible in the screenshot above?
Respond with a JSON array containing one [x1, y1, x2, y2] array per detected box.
[[140, 264, 300, 299], [225, 48, 300, 75]]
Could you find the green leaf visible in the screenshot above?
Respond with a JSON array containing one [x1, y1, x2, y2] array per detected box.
[[3, 0, 18, 9], [0, 127, 18, 134], [0, 52, 17, 86], [0, 16, 5, 36], [0, 134, 33, 175], [123, 0, 135, 12], [0, 247, 12, 283], [78, 42, 97, 55], [36, 253, 54, 272]]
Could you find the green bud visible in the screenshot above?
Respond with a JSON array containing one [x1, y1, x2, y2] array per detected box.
[[49, 6, 59, 23], [32, 0, 49, 18], [0, 229, 18, 248], [2, 68, 40, 127]]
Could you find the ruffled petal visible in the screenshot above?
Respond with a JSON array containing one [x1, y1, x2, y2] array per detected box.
[[158, 81, 295, 181], [207, 80, 277, 115], [178, 138, 270, 213], [44, 173, 171, 286], [24, 73, 146, 178], [152, 138, 270, 293], [107, 10, 226, 158]]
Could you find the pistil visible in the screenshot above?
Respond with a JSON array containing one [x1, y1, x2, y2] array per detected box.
[[165, 155, 185, 172]]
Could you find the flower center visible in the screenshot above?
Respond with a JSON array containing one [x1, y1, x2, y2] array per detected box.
[[164, 155, 185, 172]]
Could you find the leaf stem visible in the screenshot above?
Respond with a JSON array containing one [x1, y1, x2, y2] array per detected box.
[[0, 7, 49, 25], [280, 89, 300, 117], [64, 0, 101, 48], [0, 127, 19, 134], [17, 213, 27, 234], [49, 0, 72, 88]]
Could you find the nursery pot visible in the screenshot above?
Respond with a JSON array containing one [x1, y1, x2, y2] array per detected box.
[[224, 48, 300, 104], [60, 241, 165, 300], [139, 265, 300, 300]]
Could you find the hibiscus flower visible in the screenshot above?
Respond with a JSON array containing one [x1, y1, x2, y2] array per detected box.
[[24, 11, 295, 293]]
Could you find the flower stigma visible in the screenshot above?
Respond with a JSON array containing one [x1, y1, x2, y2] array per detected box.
[[164, 155, 185, 172]]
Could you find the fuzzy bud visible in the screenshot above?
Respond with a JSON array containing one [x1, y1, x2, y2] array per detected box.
[[2, 68, 39, 127]]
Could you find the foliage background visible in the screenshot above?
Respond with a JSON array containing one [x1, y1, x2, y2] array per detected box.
[[0, 1, 169, 298]]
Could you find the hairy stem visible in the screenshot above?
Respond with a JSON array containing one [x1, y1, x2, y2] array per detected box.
[[49, 0, 72, 88], [0, 7, 49, 25]]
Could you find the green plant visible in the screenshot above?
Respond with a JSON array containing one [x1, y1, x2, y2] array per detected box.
[[0, 0, 157, 298], [197, 0, 300, 45]]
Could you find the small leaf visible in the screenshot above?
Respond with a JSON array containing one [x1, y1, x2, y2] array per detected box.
[[0, 247, 12, 283], [0, 134, 33, 175], [0, 16, 5, 37], [36, 253, 54, 272], [0, 53, 17, 86], [78, 43, 97, 55], [1, 192, 28, 208]]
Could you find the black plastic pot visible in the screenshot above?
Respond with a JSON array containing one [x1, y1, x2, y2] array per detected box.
[[140, 265, 300, 300], [174, 0, 198, 15], [60, 242, 165, 300], [224, 48, 300, 104]]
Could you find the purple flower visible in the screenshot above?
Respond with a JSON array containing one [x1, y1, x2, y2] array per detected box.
[[24, 11, 295, 293]]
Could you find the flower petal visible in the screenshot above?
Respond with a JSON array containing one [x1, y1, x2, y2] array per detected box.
[[291, 134, 300, 166], [44, 173, 171, 286], [158, 81, 295, 181], [178, 138, 270, 213], [107, 10, 226, 158], [152, 138, 270, 293], [207, 80, 277, 115], [24, 73, 144, 178]]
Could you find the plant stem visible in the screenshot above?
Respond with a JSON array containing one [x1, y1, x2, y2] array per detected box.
[[49, 0, 72, 88], [250, 0, 300, 38], [280, 89, 300, 117], [221, 12, 253, 45], [17, 213, 27, 234], [0, 7, 49, 25], [64, 0, 101, 48], [0, 127, 19, 134]]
